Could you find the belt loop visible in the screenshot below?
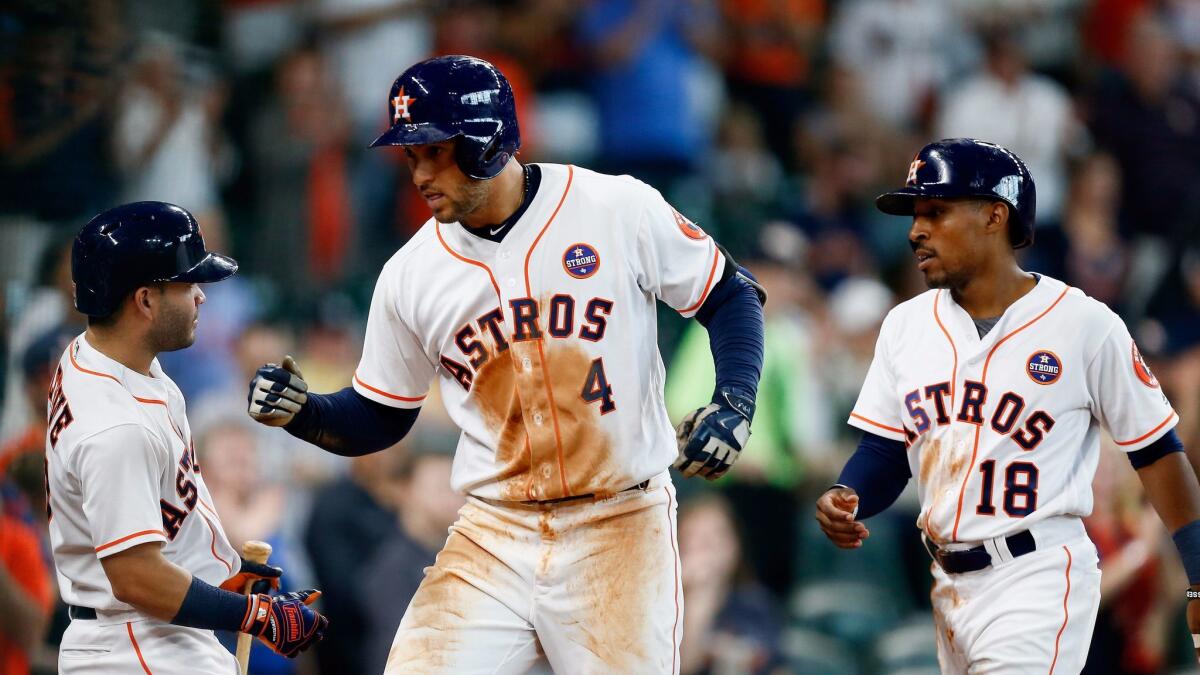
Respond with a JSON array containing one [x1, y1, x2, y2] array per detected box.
[[983, 536, 1010, 565]]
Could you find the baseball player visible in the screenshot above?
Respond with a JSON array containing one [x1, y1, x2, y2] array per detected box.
[[49, 202, 328, 674], [815, 139, 1200, 671], [246, 55, 766, 674]]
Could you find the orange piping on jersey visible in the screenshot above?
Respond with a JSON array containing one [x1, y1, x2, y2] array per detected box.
[[1113, 411, 1177, 446], [1048, 545, 1072, 674], [194, 504, 234, 574], [849, 413, 906, 436], [127, 622, 153, 674], [435, 222, 503, 300], [950, 286, 1070, 541], [933, 291, 958, 404], [95, 529, 165, 553], [67, 339, 167, 406], [680, 246, 722, 315], [353, 373, 427, 403], [523, 165, 575, 497], [666, 484, 681, 675]]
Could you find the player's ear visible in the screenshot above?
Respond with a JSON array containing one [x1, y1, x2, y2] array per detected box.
[[132, 285, 156, 319], [983, 201, 1010, 238]]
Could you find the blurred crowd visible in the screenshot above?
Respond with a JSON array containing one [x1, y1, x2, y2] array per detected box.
[[2, 0, 1200, 673]]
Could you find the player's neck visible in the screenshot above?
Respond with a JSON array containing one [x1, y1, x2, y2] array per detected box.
[[85, 326, 155, 376], [460, 160, 526, 230], [951, 261, 1037, 320]]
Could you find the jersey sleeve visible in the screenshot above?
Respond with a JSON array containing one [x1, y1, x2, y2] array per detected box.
[[632, 186, 725, 318], [73, 424, 170, 558], [353, 271, 435, 409], [1086, 316, 1178, 451], [847, 315, 907, 442]]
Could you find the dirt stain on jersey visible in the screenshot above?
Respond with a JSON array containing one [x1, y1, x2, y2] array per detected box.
[[473, 337, 619, 501]]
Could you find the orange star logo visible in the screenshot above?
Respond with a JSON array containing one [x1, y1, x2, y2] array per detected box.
[[906, 157, 926, 185], [392, 87, 417, 123]]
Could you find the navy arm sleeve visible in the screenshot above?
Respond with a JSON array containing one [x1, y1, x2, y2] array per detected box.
[[695, 251, 766, 402], [835, 432, 912, 520], [1127, 428, 1184, 469], [284, 387, 419, 456]]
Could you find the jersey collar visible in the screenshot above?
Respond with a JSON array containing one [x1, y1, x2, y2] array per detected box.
[[941, 274, 1066, 355], [72, 333, 169, 398]]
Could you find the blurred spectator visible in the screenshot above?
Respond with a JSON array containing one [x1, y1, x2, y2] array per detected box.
[[0, 0, 124, 223], [0, 235, 80, 443], [1084, 445, 1171, 674], [1088, 13, 1200, 241], [314, 0, 432, 267], [0, 488, 53, 675], [830, 0, 976, 130], [198, 418, 301, 674], [705, 103, 785, 254], [578, 0, 726, 193], [361, 434, 462, 674], [936, 26, 1079, 223], [246, 46, 355, 304], [820, 276, 893, 427], [0, 325, 75, 534], [112, 34, 231, 237], [667, 228, 834, 595], [305, 443, 409, 675], [677, 493, 786, 675], [1139, 244, 1200, 454], [720, 0, 824, 168], [1057, 153, 1129, 309]]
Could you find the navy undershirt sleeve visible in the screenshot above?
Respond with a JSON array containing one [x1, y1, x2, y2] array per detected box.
[[284, 387, 419, 456], [836, 432, 912, 520], [695, 265, 766, 402], [1127, 428, 1184, 469]]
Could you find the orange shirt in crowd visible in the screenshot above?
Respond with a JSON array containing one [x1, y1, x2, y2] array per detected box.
[[0, 515, 52, 675]]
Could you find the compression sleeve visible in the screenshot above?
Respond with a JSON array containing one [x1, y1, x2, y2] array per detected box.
[[695, 265, 766, 402], [284, 387, 419, 456], [1127, 428, 1185, 469], [835, 432, 911, 519]]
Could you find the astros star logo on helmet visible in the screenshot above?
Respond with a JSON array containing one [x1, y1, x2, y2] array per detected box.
[[906, 157, 926, 185], [392, 87, 417, 123]]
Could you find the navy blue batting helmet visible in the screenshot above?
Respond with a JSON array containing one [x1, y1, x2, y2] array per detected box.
[[370, 55, 520, 180], [876, 138, 1037, 248], [72, 201, 238, 317]]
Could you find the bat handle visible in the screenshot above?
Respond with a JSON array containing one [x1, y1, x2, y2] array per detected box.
[[236, 541, 273, 675]]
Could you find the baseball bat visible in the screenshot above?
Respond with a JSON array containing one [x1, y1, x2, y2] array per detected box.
[[236, 540, 273, 675]]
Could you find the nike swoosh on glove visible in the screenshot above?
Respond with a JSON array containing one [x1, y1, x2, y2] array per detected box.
[[248, 356, 308, 427], [673, 388, 754, 480]]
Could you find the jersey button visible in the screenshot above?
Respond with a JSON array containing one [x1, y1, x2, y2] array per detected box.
[[500, 251, 511, 259], [533, 412, 544, 425], [521, 357, 532, 371], [506, 278, 516, 287]]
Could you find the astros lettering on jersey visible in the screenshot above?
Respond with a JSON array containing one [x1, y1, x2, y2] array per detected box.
[[46, 335, 238, 611], [352, 163, 725, 501], [849, 275, 1177, 544]]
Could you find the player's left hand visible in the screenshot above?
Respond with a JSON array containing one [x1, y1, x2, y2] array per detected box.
[[220, 557, 283, 595], [673, 388, 754, 480], [243, 589, 328, 658]]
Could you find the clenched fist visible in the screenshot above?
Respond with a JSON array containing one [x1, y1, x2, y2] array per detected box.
[[815, 487, 870, 549], [247, 356, 308, 427]]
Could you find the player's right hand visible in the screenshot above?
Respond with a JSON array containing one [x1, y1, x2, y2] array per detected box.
[[248, 356, 308, 427], [815, 487, 870, 549], [241, 589, 328, 658]]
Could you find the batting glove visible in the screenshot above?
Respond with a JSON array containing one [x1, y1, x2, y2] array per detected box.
[[673, 388, 754, 480], [241, 589, 328, 658], [220, 557, 283, 595], [248, 356, 308, 427]]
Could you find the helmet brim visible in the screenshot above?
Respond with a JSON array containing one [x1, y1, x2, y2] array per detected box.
[[369, 122, 461, 149], [170, 252, 238, 284], [875, 186, 1006, 216]]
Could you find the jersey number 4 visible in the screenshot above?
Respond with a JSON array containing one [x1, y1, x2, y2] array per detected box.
[[976, 459, 1038, 517], [580, 358, 615, 414]]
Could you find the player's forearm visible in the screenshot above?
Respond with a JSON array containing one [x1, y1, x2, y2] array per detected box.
[[0, 566, 47, 652], [695, 269, 766, 401], [285, 386, 419, 455], [1138, 449, 1200, 533], [101, 544, 194, 621], [836, 432, 912, 519]]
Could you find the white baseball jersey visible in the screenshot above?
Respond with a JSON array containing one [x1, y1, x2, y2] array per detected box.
[[46, 335, 239, 611], [849, 274, 1177, 544], [353, 163, 724, 501]]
